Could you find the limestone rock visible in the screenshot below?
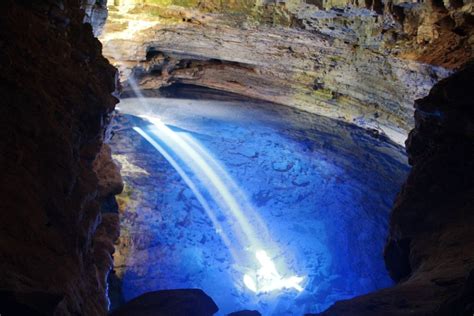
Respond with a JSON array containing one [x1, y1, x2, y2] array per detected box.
[[100, 1, 457, 145], [94, 144, 124, 198], [82, 0, 109, 36]]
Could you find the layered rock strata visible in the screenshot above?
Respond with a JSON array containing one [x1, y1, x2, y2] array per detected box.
[[100, 0, 461, 144], [0, 0, 120, 315]]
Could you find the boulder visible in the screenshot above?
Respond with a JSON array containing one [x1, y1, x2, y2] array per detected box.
[[110, 289, 219, 316]]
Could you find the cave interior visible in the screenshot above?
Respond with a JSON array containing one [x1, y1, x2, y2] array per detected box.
[[0, 0, 473, 315]]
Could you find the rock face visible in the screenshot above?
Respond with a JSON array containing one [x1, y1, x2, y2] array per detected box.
[[83, 0, 109, 36], [0, 0, 120, 315], [100, 0, 460, 144], [295, 0, 474, 68], [310, 63, 474, 316]]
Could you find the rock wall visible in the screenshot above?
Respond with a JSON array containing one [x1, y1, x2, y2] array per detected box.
[[83, 0, 109, 36], [0, 0, 120, 315], [99, 0, 466, 144], [311, 62, 474, 316]]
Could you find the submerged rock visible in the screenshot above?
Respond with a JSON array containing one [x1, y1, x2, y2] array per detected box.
[[110, 289, 219, 316], [227, 310, 262, 316]]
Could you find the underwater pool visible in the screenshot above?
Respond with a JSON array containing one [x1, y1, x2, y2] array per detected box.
[[108, 95, 409, 315]]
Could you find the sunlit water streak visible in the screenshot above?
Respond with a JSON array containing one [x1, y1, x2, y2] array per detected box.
[[132, 126, 238, 263], [134, 119, 303, 295], [125, 72, 303, 295], [109, 95, 409, 315]]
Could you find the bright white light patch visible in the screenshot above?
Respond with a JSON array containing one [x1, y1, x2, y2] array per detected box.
[[243, 250, 304, 293]]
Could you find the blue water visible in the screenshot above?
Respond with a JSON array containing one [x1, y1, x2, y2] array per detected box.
[[109, 96, 409, 315]]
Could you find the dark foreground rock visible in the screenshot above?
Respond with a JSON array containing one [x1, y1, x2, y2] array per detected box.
[[309, 62, 474, 315], [0, 290, 63, 316], [0, 0, 120, 315], [110, 289, 219, 316]]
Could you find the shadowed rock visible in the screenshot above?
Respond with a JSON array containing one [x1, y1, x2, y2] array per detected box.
[[0, 0, 120, 315], [0, 290, 63, 316], [110, 289, 219, 316]]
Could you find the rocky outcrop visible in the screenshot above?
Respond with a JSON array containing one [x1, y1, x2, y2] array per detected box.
[[0, 0, 120, 315], [82, 0, 109, 36], [310, 62, 474, 316], [387, 0, 473, 68], [296, 0, 474, 68], [109, 289, 219, 316]]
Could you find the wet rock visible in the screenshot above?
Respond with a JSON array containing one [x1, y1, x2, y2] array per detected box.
[[110, 289, 219, 316], [272, 161, 294, 172], [228, 310, 262, 316]]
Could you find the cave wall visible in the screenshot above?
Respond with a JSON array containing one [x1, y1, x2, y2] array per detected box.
[[0, 0, 121, 315], [100, 0, 472, 144], [311, 62, 474, 316], [0, 0, 471, 315], [83, 0, 109, 36], [105, 0, 474, 66]]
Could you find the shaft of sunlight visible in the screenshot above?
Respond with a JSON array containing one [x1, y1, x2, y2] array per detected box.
[[243, 250, 304, 293], [144, 115, 262, 250], [179, 133, 273, 244], [121, 63, 304, 295], [132, 126, 239, 263]]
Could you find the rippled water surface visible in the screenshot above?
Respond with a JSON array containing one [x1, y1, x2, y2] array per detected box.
[[109, 95, 409, 315]]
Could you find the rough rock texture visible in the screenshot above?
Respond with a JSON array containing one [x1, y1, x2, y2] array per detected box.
[[83, 0, 109, 36], [109, 289, 219, 316], [309, 63, 474, 316], [100, 1, 457, 144], [295, 0, 474, 68], [0, 0, 120, 315]]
